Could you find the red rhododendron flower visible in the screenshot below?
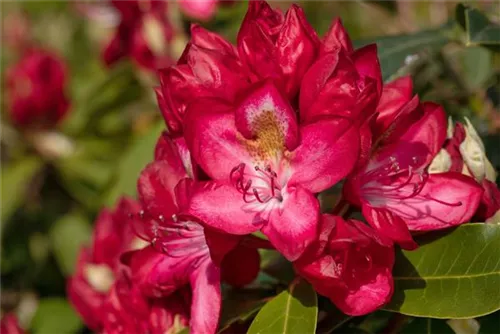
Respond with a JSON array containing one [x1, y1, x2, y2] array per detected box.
[[294, 215, 395, 315], [0, 314, 25, 334], [126, 132, 260, 334], [67, 197, 143, 331], [344, 93, 483, 249], [5, 48, 69, 128], [184, 80, 359, 261], [103, 0, 173, 71]]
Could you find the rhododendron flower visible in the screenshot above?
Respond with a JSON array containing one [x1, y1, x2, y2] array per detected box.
[[5, 48, 69, 128], [184, 80, 360, 261], [294, 215, 394, 315], [432, 118, 500, 221], [344, 93, 483, 249], [179, 0, 218, 20], [67, 197, 144, 331], [103, 0, 173, 71], [127, 132, 260, 334], [0, 314, 25, 334]]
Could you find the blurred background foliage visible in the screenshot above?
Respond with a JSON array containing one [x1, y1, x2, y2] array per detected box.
[[1, 1, 499, 333]]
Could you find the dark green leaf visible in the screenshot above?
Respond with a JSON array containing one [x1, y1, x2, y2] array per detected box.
[[247, 279, 318, 334], [354, 24, 451, 80], [218, 289, 275, 333], [402, 318, 454, 334], [457, 4, 500, 48], [49, 212, 92, 276], [30, 298, 82, 334], [385, 223, 500, 318], [1, 157, 43, 227], [104, 121, 164, 205]]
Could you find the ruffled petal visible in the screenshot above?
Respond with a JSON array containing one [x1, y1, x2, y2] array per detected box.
[[351, 44, 382, 95], [288, 118, 359, 193], [263, 185, 320, 261]]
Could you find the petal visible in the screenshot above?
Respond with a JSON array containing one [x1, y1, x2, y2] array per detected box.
[[189, 261, 221, 334], [179, 0, 217, 20], [184, 98, 252, 180], [475, 179, 500, 221], [263, 185, 320, 261], [299, 51, 339, 120], [127, 246, 190, 298], [288, 119, 359, 193], [138, 160, 186, 218], [190, 24, 237, 56], [235, 80, 299, 150], [154, 87, 182, 134], [362, 205, 417, 250], [154, 132, 194, 178], [374, 76, 413, 137], [186, 181, 262, 234], [393, 172, 483, 231], [399, 102, 448, 161], [204, 228, 241, 265], [237, 0, 284, 45], [352, 44, 382, 95], [322, 18, 353, 54], [185, 44, 245, 101], [237, 22, 282, 84], [276, 5, 319, 98]]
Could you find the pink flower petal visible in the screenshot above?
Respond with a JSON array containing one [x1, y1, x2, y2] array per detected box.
[[289, 118, 359, 193], [263, 185, 320, 261], [184, 97, 254, 180], [189, 262, 221, 334], [393, 172, 483, 231], [186, 181, 262, 235]]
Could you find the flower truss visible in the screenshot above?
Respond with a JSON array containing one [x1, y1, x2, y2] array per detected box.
[[67, 1, 499, 333]]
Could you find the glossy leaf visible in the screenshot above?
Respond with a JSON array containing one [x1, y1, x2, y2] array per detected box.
[[1, 157, 43, 227], [247, 279, 318, 334], [104, 121, 164, 205], [30, 298, 82, 334], [385, 223, 500, 318], [49, 212, 92, 276], [354, 24, 451, 80]]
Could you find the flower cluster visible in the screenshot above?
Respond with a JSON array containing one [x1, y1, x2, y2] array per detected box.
[[68, 1, 499, 333]]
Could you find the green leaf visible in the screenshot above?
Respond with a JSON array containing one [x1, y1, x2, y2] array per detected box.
[[458, 5, 500, 48], [402, 318, 454, 334], [218, 289, 274, 333], [247, 279, 318, 334], [31, 298, 82, 334], [1, 157, 43, 227], [455, 47, 492, 90], [104, 121, 164, 205], [49, 212, 92, 276], [354, 24, 451, 81], [385, 223, 500, 318]]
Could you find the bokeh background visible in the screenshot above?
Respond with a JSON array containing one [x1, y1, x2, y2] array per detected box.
[[1, 1, 499, 333]]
